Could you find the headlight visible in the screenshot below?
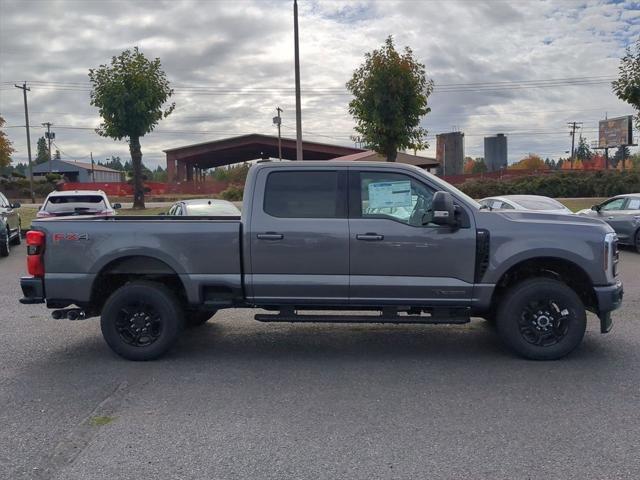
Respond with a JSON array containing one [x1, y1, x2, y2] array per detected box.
[[604, 232, 618, 279]]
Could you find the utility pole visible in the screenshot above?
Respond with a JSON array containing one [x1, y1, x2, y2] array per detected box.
[[293, 0, 303, 160], [90, 152, 96, 182], [273, 107, 283, 161], [15, 82, 34, 203], [42, 122, 54, 173], [567, 121, 582, 169]]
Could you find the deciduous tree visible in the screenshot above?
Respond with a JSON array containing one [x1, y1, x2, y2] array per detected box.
[[612, 39, 640, 130], [89, 47, 174, 208], [0, 115, 14, 170], [509, 154, 546, 170], [346, 36, 433, 161]]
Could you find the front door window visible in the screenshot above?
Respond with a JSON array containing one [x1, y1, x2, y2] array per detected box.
[[601, 198, 626, 211], [359, 172, 436, 226]]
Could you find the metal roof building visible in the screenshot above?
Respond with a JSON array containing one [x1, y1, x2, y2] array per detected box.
[[32, 159, 123, 183], [164, 134, 439, 183]]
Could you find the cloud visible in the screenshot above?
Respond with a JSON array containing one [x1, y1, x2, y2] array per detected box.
[[0, 0, 637, 168]]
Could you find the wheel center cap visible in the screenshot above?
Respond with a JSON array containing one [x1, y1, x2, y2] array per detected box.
[[131, 313, 147, 329], [536, 315, 551, 328]]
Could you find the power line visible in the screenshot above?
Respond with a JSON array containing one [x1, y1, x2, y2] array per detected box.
[[0, 76, 617, 96]]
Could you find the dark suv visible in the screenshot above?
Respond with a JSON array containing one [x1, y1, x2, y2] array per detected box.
[[0, 191, 21, 257]]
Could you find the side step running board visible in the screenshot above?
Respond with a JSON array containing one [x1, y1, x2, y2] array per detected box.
[[254, 312, 470, 325]]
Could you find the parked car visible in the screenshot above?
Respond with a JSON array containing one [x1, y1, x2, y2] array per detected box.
[[37, 190, 121, 218], [166, 199, 240, 217], [0, 191, 21, 257], [577, 194, 640, 252], [21, 161, 623, 361], [479, 195, 573, 215]]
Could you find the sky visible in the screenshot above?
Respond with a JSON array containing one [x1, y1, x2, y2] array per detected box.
[[0, 0, 638, 169]]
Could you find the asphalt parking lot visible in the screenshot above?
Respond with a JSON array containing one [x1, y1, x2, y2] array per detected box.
[[1, 246, 639, 480]]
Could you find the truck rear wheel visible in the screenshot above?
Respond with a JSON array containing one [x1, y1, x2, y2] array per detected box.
[[496, 278, 586, 360], [100, 281, 184, 361]]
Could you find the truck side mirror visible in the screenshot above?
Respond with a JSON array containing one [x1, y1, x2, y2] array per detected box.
[[112, 203, 122, 210], [431, 191, 456, 226], [591, 204, 601, 212], [11, 202, 21, 209]]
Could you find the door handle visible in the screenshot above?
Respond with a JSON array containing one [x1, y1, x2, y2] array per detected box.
[[356, 233, 384, 241], [257, 232, 284, 240]]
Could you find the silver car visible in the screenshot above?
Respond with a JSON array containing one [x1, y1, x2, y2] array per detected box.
[[167, 199, 241, 217], [578, 194, 640, 252], [479, 195, 573, 215]]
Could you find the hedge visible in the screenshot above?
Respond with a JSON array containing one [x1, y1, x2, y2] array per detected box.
[[458, 170, 640, 199]]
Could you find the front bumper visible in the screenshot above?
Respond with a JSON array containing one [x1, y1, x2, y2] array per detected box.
[[594, 280, 624, 333], [20, 276, 45, 304]]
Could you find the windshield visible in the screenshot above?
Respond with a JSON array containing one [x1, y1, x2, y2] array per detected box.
[[44, 195, 107, 213], [185, 203, 240, 216], [513, 197, 566, 210]]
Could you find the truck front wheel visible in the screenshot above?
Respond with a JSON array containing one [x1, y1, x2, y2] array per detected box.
[[496, 278, 586, 360], [100, 281, 184, 361]]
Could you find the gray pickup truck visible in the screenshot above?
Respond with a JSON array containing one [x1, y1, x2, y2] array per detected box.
[[20, 161, 623, 361]]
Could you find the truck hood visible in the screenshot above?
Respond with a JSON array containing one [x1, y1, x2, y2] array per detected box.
[[494, 210, 613, 231]]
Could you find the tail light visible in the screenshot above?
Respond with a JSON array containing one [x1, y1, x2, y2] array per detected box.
[[26, 230, 46, 277]]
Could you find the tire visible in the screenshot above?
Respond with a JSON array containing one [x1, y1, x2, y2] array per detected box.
[[496, 278, 586, 360], [10, 223, 21, 246], [0, 229, 9, 257], [100, 281, 184, 361], [185, 310, 216, 327]]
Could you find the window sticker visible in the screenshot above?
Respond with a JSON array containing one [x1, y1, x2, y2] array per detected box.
[[368, 181, 412, 208]]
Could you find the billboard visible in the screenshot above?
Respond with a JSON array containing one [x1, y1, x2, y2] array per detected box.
[[598, 115, 634, 148]]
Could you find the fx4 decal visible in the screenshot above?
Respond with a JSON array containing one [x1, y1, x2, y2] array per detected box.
[[52, 233, 90, 242]]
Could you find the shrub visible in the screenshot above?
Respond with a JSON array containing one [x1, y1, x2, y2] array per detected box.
[[220, 184, 243, 201], [45, 173, 62, 183], [458, 171, 640, 199]]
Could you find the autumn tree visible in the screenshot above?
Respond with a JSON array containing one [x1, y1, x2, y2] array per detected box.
[[612, 39, 640, 130], [0, 115, 15, 170], [346, 36, 434, 161], [509, 154, 546, 170], [464, 157, 487, 174], [89, 47, 174, 208], [35, 136, 49, 164]]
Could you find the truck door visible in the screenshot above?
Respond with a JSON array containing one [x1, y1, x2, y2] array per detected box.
[[247, 167, 349, 305], [348, 168, 476, 306]]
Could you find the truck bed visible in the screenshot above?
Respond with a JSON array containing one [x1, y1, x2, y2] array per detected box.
[[32, 215, 243, 306]]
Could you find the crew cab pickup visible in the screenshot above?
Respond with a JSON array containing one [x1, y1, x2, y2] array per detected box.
[[20, 162, 624, 361]]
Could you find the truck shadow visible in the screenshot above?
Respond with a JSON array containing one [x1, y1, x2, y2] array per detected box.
[[171, 319, 508, 361]]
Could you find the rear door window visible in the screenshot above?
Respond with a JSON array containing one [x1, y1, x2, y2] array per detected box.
[[264, 171, 346, 218], [625, 198, 640, 210]]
